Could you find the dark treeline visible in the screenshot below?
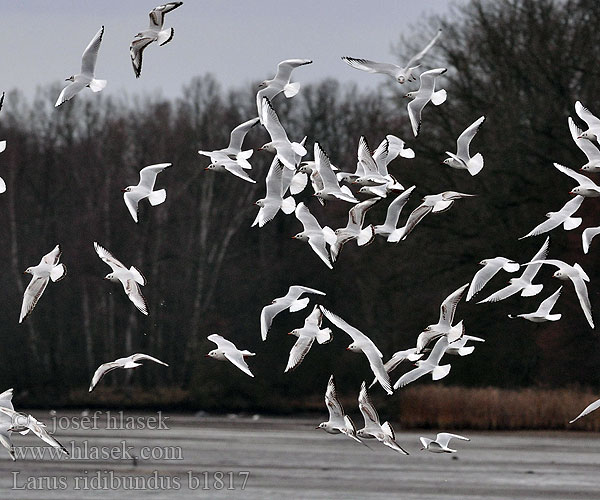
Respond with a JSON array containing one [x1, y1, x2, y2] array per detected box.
[[2, 0, 600, 412]]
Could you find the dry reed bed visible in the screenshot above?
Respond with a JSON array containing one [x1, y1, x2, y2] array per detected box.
[[391, 386, 600, 430]]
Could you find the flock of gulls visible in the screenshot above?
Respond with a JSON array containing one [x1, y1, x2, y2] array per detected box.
[[0, 2, 599, 461]]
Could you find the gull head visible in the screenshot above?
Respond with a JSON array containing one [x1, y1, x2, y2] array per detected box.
[[569, 187, 581, 195], [442, 158, 455, 166], [346, 343, 360, 353], [204, 164, 217, 171], [254, 199, 265, 207], [104, 273, 118, 282], [316, 422, 327, 430], [479, 259, 489, 266], [403, 91, 417, 99], [121, 186, 133, 193], [579, 131, 597, 142], [545, 211, 554, 218], [553, 270, 565, 279], [23, 267, 33, 275], [288, 329, 299, 337], [397, 75, 406, 84], [258, 143, 276, 153], [297, 164, 312, 174], [257, 80, 269, 89], [65, 76, 75, 82], [292, 233, 308, 241]]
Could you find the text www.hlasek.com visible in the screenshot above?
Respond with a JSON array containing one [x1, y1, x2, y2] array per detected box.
[[11, 440, 182, 461]]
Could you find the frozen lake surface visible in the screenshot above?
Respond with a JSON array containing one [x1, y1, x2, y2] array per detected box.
[[0, 412, 599, 499]]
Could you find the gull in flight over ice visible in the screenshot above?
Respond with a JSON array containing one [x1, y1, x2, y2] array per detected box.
[[314, 142, 358, 202], [522, 258, 594, 328], [443, 116, 486, 176], [466, 257, 520, 301], [320, 307, 393, 395], [256, 59, 312, 122], [199, 117, 259, 183], [519, 195, 584, 239], [0, 389, 15, 460], [554, 163, 600, 197], [405, 68, 447, 136], [582, 226, 600, 254], [55, 26, 106, 107], [395, 191, 477, 241], [357, 382, 409, 454], [20, 245, 67, 323], [570, 397, 600, 424], [285, 305, 332, 372], [568, 116, 600, 172], [420, 432, 470, 453], [316, 375, 362, 443], [0, 407, 68, 456], [416, 284, 468, 354], [478, 236, 549, 303], [259, 97, 307, 170], [260, 285, 325, 341], [292, 202, 336, 269], [330, 197, 379, 262], [341, 29, 441, 84], [575, 101, 600, 143], [89, 353, 168, 392], [130, 2, 183, 78], [123, 163, 171, 222], [373, 186, 416, 240], [94, 242, 148, 315], [508, 286, 562, 322], [252, 158, 296, 227], [395, 336, 452, 389], [206, 334, 255, 377]]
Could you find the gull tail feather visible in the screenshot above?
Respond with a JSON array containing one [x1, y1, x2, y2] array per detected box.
[[467, 153, 484, 176], [283, 82, 300, 98], [148, 189, 167, 206], [563, 217, 582, 231], [89, 79, 107, 92], [431, 89, 447, 106], [281, 196, 296, 214], [289, 297, 309, 313], [521, 283, 543, 297], [50, 263, 67, 282], [432, 364, 451, 381]]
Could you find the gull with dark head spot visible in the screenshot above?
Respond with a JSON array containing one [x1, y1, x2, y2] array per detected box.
[[130, 2, 183, 78], [519, 195, 584, 239], [357, 382, 409, 454], [405, 68, 447, 136], [123, 163, 171, 223], [94, 242, 148, 315], [206, 334, 255, 377], [256, 59, 312, 121], [341, 29, 441, 84], [89, 353, 168, 392], [320, 307, 393, 395], [393, 191, 476, 241], [260, 285, 325, 341], [575, 101, 600, 143], [415, 283, 468, 354], [554, 163, 600, 197], [508, 287, 562, 322], [395, 336, 452, 389], [285, 305, 332, 373], [258, 97, 307, 170], [466, 257, 520, 301], [316, 375, 362, 444], [292, 202, 336, 269], [521, 258, 593, 328], [55, 26, 106, 107], [443, 116, 486, 176], [330, 198, 379, 263], [252, 159, 296, 227], [420, 432, 470, 453], [0, 407, 68, 456], [568, 116, 600, 172], [20, 245, 67, 323], [478, 237, 549, 303], [373, 186, 416, 240], [314, 142, 358, 202], [199, 116, 259, 177]]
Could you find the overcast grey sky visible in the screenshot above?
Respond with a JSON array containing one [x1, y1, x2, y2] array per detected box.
[[2, 1, 463, 100]]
